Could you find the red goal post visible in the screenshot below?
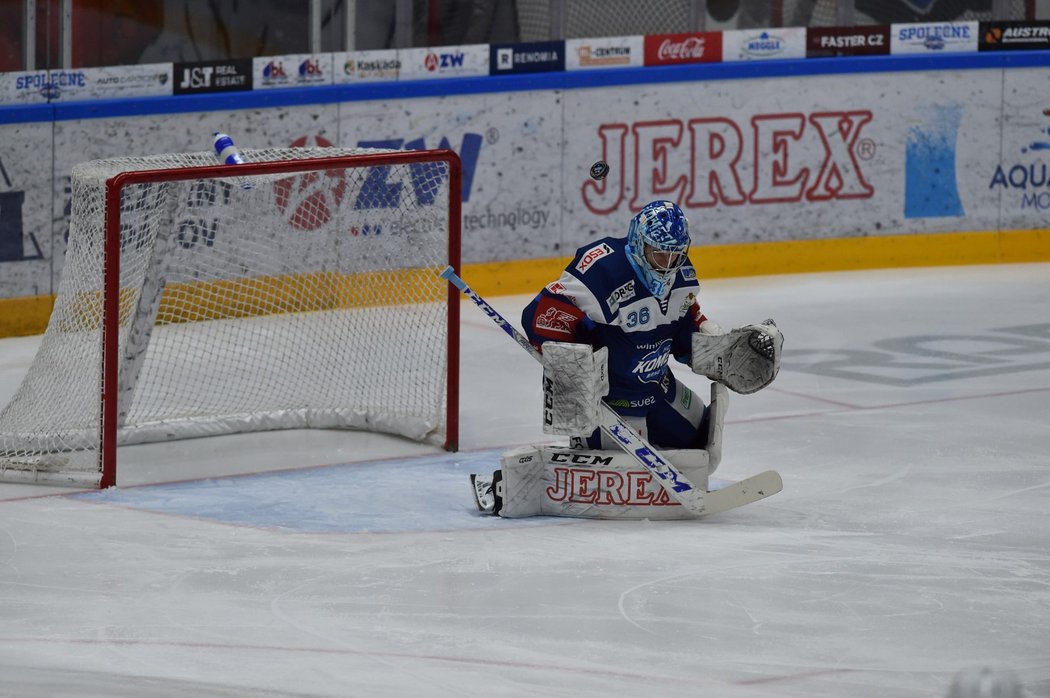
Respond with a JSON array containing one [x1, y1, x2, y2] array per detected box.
[[0, 147, 461, 488]]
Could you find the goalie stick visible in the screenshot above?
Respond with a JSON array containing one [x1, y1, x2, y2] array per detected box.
[[441, 266, 781, 517]]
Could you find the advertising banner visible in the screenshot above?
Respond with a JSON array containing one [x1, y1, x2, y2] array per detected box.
[[173, 59, 253, 94], [336, 50, 401, 83], [399, 45, 490, 81], [643, 33, 722, 66], [993, 68, 1050, 227], [807, 26, 891, 57], [891, 22, 979, 53], [561, 69, 1002, 248], [253, 54, 333, 90], [47, 105, 341, 286], [0, 71, 54, 105], [1, 65, 172, 103], [490, 41, 565, 74], [722, 27, 807, 61], [979, 21, 1050, 50], [566, 36, 644, 70], [336, 92, 563, 263], [0, 122, 54, 296]]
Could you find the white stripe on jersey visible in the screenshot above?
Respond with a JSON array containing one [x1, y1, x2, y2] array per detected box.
[[553, 270, 698, 333]]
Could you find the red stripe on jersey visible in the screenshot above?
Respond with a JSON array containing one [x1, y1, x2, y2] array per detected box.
[[688, 302, 709, 330], [529, 295, 587, 342]]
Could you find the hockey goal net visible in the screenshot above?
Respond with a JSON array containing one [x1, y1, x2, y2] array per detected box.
[[0, 147, 461, 488]]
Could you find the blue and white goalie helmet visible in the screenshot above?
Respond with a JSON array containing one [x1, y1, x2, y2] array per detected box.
[[626, 200, 690, 298]]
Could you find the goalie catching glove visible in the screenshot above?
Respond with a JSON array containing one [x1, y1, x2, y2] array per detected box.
[[691, 319, 783, 394], [541, 342, 609, 436]]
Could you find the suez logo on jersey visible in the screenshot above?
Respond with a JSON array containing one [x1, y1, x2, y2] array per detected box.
[[807, 26, 890, 57], [979, 20, 1050, 50], [643, 32, 722, 65], [575, 243, 615, 273], [490, 42, 565, 74], [581, 111, 877, 214], [174, 60, 252, 94]]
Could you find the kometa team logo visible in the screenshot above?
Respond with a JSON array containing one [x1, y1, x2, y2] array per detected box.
[[631, 340, 672, 384]]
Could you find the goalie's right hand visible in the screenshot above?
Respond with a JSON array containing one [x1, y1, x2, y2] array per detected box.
[[541, 342, 609, 436]]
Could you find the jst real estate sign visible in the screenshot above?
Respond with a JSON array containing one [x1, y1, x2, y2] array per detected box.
[[174, 60, 253, 94]]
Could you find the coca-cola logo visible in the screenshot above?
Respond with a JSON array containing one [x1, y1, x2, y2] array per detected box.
[[644, 32, 721, 66], [658, 37, 706, 60]]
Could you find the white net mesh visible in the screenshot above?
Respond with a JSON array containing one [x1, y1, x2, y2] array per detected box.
[[0, 147, 456, 486]]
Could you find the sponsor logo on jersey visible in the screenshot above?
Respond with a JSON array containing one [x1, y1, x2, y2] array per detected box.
[[536, 307, 578, 334], [546, 281, 567, 295], [606, 280, 635, 309], [682, 267, 696, 280], [679, 292, 696, 316], [575, 243, 614, 273], [631, 340, 672, 384], [606, 395, 658, 409]]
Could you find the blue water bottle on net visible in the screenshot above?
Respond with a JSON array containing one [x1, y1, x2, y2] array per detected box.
[[212, 132, 253, 189]]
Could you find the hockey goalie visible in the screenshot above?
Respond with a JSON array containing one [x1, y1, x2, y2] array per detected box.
[[471, 200, 783, 519]]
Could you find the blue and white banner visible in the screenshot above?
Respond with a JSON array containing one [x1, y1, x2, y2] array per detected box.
[[891, 22, 979, 53], [253, 54, 333, 90], [722, 27, 807, 61]]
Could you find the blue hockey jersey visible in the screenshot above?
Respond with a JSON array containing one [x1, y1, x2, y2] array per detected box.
[[522, 236, 709, 416]]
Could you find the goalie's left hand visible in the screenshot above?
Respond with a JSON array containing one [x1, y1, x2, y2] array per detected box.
[[691, 318, 783, 394]]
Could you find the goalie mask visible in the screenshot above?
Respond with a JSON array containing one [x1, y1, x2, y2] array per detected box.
[[626, 201, 690, 299]]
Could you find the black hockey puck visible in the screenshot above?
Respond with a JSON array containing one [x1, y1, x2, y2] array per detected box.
[[589, 160, 609, 180]]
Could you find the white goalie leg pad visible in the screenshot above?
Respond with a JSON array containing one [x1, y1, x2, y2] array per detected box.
[[541, 342, 609, 436], [691, 319, 783, 394], [498, 445, 710, 519]]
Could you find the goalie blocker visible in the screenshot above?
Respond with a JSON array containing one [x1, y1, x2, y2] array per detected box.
[[473, 382, 727, 519]]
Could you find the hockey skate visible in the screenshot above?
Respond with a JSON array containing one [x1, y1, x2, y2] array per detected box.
[[469, 470, 503, 515]]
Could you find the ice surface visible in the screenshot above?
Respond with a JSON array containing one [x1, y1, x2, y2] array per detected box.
[[1, 264, 1048, 697]]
